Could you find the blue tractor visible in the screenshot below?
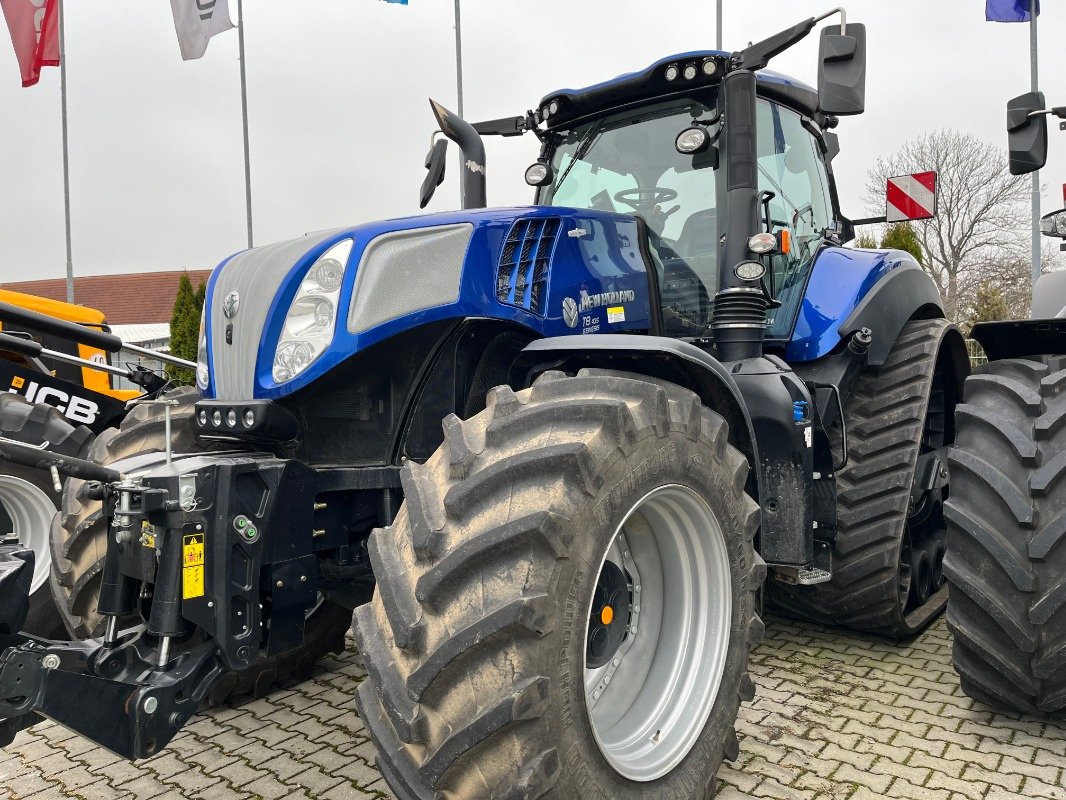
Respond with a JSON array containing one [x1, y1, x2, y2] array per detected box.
[[1, 8, 1018, 798]]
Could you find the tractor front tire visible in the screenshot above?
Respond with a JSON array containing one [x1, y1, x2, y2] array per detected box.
[[945, 356, 1066, 716], [0, 394, 94, 638], [49, 386, 349, 703], [354, 370, 763, 800]]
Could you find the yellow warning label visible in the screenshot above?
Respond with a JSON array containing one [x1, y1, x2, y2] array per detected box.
[[11, 376, 24, 389], [182, 533, 205, 600], [141, 520, 155, 548], [606, 305, 626, 323]]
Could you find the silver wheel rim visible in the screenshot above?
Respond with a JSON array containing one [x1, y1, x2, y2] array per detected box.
[[0, 475, 58, 594], [583, 484, 732, 782]]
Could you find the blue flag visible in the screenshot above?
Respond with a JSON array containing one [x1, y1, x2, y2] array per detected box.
[[986, 0, 1039, 22]]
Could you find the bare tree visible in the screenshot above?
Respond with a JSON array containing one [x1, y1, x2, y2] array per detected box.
[[863, 130, 1030, 322]]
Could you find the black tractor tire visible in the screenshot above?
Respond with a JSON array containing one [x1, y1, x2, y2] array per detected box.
[[353, 370, 764, 800], [771, 319, 964, 636], [0, 393, 94, 638], [48, 386, 349, 702], [945, 356, 1066, 716]]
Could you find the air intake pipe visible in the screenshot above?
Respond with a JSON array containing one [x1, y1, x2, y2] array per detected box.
[[712, 68, 768, 362], [429, 99, 487, 209]]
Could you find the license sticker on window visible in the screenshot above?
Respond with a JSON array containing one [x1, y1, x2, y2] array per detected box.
[[607, 305, 626, 323]]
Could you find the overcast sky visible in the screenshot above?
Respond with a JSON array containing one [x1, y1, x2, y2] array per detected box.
[[1, 0, 1064, 285]]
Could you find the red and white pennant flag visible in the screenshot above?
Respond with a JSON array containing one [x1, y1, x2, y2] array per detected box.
[[886, 172, 938, 223]]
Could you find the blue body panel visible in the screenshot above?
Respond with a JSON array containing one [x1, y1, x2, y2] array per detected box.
[[779, 246, 914, 362], [203, 208, 915, 401], [203, 207, 654, 401]]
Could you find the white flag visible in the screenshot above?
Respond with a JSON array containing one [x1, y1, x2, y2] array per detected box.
[[170, 0, 235, 61]]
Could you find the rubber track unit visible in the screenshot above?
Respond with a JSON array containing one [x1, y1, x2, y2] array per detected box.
[[353, 369, 764, 800], [48, 386, 349, 703], [771, 319, 958, 636], [945, 356, 1066, 716], [0, 393, 95, 637]]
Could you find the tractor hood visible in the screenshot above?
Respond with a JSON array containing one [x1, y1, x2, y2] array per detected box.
[[202, 206, 656, 401]]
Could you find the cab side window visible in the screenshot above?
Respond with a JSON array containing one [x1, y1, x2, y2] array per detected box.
[[756, 100, 834, 335]]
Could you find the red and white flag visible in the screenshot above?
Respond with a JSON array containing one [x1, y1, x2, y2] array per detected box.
[[1, 0, 59, 87], [170, 0, 234, 61]]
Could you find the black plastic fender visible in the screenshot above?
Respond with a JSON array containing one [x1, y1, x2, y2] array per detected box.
[[837, 258, 943, 366], [513, 334, 757, 472], [971, 319, 1066, 362]]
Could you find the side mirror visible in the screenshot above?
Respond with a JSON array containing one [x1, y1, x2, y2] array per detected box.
[[818, 23, 866, 116], [419, 137, 448, 209], [1007, 91, 1048, 175], [1041, 208, 1066, 239]]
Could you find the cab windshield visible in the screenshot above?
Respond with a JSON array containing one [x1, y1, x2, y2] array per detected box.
[[540, 95, 835, 339], [541, 97, 721, 334]]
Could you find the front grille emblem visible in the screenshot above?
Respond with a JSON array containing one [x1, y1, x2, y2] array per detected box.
[[223, 291, 240, 319]]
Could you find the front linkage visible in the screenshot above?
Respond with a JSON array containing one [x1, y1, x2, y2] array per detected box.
[[0, 439, 324, 757]]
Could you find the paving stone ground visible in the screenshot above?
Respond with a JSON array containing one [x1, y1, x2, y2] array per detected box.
[[2, 614, 1064, 799]]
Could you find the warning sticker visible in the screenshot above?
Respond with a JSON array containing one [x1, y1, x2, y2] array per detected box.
[[607, 305, 626, 323], [11, 376, 24, 389], [141, 520, 156, 549], [182, 533, 205, 600]]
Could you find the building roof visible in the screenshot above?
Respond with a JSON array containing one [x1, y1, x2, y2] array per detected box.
[[0, 270, 213, 325]]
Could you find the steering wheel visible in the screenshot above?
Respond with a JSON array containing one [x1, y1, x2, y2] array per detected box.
[[613, 188, 678, 211]]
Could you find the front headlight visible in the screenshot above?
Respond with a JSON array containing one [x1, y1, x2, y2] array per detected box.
[[196, 304, 209, 390], [271, 239, 353, 384]]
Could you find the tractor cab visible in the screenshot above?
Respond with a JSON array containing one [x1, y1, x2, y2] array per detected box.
[[531, 60, 840, 340]]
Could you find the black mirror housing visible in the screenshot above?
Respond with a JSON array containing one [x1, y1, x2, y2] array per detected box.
[[419, 138, 448, 209], [1007, 91, 1048, 175], [818, 23, 866, 116]]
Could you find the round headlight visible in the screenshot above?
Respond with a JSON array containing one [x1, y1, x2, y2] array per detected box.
[[548, 100, 559, 116], [665, 64, 679, 81], [226, 409, 238, 428], [702, 59, 718, 76], [541, 104, 551, 119], [525, 162, 553, 186], [735, 261, 767, 281], [683, 64, 698, 80], [313, 258, 345, 292], [675, 127, 710, 155], [244, 409, 256, 428], [198, 410, 207, 426], [748, 233, 777, 254], [273, 341, 317, 383], [212, 410, 223, 427]]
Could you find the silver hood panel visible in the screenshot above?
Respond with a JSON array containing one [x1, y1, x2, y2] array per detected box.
[[209, 229, 341, 401]]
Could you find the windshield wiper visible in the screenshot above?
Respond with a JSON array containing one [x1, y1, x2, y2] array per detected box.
[[552, 121, 608, 196]]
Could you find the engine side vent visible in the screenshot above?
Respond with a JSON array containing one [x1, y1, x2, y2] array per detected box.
[[496, 217, 562, 315]]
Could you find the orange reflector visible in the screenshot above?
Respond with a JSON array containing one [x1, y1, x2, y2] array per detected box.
[[600, 606, 614, 625], [778, 229, 791, 255]]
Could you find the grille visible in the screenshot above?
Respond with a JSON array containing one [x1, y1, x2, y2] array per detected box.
[[496, 217, 561, 315]]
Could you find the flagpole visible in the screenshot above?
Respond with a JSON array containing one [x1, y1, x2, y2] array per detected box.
[[716, 0, 723, 50], [1030, 0, 1040, 285], [59, 0, 74, 303], [237, 0, 253, 249], [453, 0, 465, 206]]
